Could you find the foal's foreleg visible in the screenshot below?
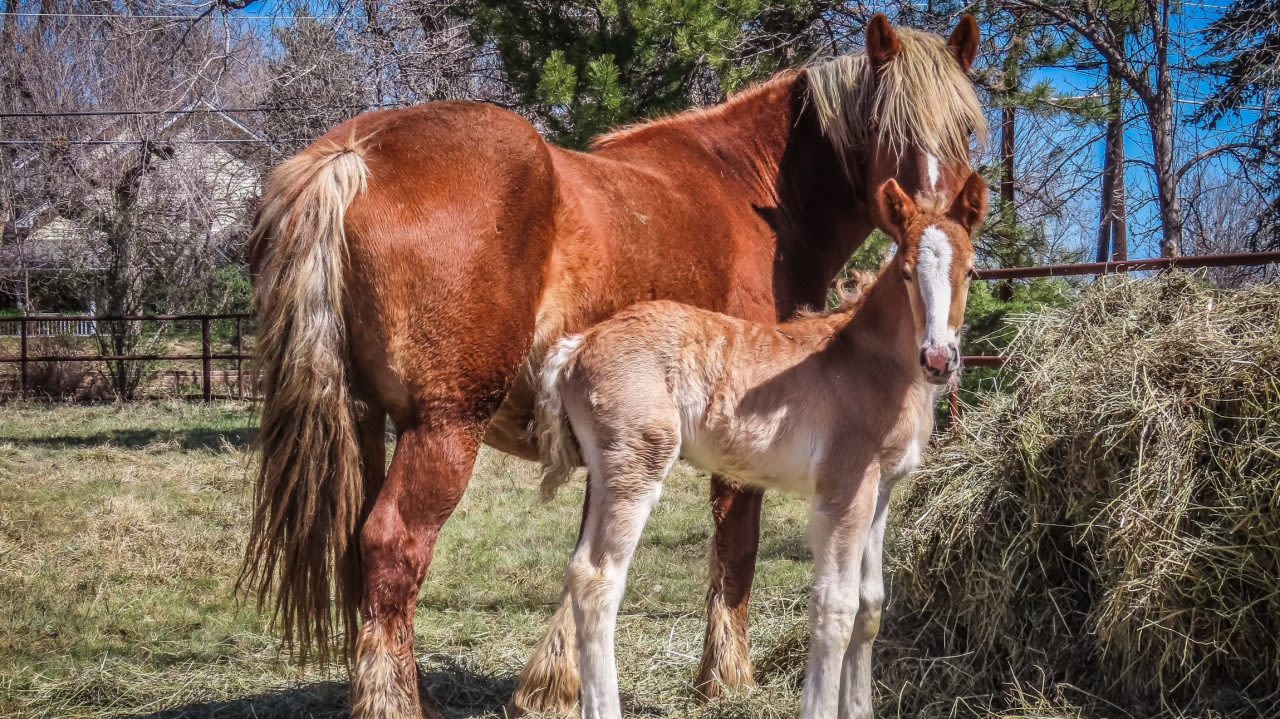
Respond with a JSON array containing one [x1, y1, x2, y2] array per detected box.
[[801, 463, 881, 719], [838, 483, 892, 719]]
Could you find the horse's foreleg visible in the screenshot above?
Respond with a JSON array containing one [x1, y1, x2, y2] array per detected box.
[[509, 484, 592, 716], [695, 477, 764, 698], [801, 463, 880, 719], [351, 423, 477, 719], [838, 483, 892, 719]]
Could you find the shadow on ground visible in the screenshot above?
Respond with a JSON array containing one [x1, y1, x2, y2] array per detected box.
[[123, 658, 515, 719], [13, 426, 257, 452]]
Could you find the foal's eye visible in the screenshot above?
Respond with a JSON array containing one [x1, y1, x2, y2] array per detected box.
[[902, 268, 914, 282]]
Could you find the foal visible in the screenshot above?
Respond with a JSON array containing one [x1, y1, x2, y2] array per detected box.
[[534, 174, 986, 719]]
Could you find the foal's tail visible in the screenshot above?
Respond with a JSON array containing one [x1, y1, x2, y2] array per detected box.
[[536, 334, 585, 501], [239, 134, 370, 666]]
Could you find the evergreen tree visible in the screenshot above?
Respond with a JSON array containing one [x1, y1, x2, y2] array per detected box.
[[468, 0, 839, 147]]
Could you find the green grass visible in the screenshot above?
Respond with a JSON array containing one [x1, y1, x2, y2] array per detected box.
[[0, 402, 816, 718]]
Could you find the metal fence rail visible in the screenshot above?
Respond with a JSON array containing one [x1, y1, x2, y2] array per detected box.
[[2, 251, 1277, 403], [0, 314, 251, 401]]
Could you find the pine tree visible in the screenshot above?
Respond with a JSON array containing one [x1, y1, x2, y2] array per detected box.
[[468, 0, 837, 148]]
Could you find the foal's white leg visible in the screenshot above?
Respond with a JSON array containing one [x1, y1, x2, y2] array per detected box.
[[801, 463, 881, 719], [838, 482, 893, 719], [568, 426, 679, 719]]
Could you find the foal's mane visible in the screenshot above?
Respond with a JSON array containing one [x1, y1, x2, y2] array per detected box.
[[782, 270, 878, 340], [592, 27, 985, 168]]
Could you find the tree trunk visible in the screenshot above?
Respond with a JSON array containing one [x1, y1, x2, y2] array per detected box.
[[1112, 130, 1127, 261], [1097, 63, 1128, 262], [1001, 104, 1016, 215], [1096, 132, 1116, 262], [1150, 0, 1183, 257], [1151, 95, 1183, 257]]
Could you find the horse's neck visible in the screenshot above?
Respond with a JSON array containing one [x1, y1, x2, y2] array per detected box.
[[604, 73, 871, 304]]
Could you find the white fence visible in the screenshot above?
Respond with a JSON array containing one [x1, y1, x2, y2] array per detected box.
[[0, 316, 98, 337]]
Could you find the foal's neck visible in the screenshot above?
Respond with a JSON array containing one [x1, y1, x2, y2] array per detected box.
[[831, 258, 921, 371]]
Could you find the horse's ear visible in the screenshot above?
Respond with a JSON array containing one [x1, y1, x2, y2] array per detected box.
[[948, 173, 989, 230], [947, 15, 980, 73], [878, 179, 915, 240], [866, 14, 901, 68]]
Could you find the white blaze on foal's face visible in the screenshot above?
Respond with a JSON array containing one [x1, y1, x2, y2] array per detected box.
[[876, 173, 987, 384], [916, 224, 958, 378]]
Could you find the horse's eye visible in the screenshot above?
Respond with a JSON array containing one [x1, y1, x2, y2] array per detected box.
[[902, 268, 914, 282]]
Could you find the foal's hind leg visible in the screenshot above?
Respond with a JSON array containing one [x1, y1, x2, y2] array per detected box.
[[570, 420, 680, 719], [351, 422, 478, 719]]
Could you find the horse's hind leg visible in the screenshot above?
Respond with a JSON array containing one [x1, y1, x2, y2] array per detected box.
[[508, 484, 591, 716], [695, 477, 764, 698], [350, 421, 478, 719]]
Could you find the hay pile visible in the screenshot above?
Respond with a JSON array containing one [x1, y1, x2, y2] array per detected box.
[[878, 273, 1280, 718]]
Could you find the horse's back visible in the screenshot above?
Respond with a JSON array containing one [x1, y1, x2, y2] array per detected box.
[[320, 102, 561, 425]]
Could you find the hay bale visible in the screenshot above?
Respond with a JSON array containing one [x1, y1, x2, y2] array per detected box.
[[878, 273, 1280, 719]]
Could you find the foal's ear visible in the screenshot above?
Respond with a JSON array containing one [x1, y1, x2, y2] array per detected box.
[[947, 15, 980, 73], [877, 179, 916, 239], [948, 173, 989, 231], [866, 14, 901, 68]]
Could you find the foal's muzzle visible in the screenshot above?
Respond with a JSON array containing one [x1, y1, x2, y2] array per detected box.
[[920, 341, 959, 384]]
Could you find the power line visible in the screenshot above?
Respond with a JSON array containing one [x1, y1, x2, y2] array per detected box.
[[0, 11, 339, 21], [0, 103, 401, 118], [0, 138, 306, 145]]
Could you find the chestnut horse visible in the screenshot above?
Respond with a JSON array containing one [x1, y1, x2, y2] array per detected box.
[[241, 15, 985, 719], [533, 175, 987, 719]]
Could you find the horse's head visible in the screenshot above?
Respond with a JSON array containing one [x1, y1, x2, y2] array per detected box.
[[807, 14, 985, 233], [876, 173, 987, 385]]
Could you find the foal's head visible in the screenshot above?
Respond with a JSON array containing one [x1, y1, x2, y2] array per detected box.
[[877, 173, 987, 385]]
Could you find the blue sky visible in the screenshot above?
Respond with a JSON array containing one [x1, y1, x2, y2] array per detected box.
[[1024, 2, 1255, 257]]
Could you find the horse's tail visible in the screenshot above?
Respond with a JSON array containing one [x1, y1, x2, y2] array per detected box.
[[536, 334, 586, 501], [239, 134, 370, 666]]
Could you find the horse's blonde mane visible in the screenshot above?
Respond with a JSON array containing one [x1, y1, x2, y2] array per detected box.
[[806, 28, 987, 169]]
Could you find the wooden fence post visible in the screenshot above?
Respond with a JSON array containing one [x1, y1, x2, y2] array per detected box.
[[19, 317, 28, 399], [201, 317, 212, 402]]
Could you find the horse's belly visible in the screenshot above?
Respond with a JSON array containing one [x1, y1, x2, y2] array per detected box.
[[483, 369, 540, 461]]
